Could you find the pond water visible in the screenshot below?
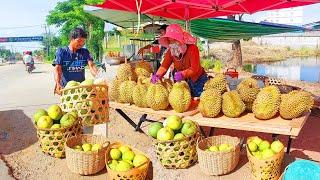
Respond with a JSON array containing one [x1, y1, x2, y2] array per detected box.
[[246, 57, 320, 83]]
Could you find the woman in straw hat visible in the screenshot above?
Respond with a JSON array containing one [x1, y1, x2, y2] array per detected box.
[[150, 24, 208, 97]]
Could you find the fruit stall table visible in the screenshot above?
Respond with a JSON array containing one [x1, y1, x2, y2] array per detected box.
[[110, 101, 310, 154], [184, 112, 310, 154], [109, 101, 199, 133]]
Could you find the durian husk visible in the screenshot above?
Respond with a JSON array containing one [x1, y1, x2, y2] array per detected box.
[[222, 90, 245, 118], [199, 89, 222, 117], [168, 81, 192, 113], [252, 85, 281, 120], [203, 74, 227, 94], [279, 90, 314, 119], [132, 78, 149, 108], [146, 82, 169, 110], [118, 79, 137, 104]]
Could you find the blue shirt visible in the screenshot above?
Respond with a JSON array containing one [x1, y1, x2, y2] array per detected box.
[[53, 47, 92, 87]]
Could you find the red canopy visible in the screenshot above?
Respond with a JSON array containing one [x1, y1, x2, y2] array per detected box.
[[96, 0, 319, 21]]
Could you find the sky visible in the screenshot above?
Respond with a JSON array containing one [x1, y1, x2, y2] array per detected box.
[[0, 0, 319, 53]]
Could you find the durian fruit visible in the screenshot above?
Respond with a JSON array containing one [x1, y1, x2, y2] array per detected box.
[[146, 82, 169, 110], [203, 74, 227, 94], [252, 85, 281, 120], [109, 78, 121, 102], [222, 91, 245, 118], [280, 90, 314, 119], [162, 79, 173, 92], [199, 89, 222, 117], [118, 80, 137, 104], [237, 78, 260, 112], [168, 81, 192, 113], [135, 61, 153, 78], [132, 78, 148, 108], [116, 63, 137, 82]]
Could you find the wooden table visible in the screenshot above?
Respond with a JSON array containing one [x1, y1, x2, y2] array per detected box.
[[109, 101, 199, 132], [110, 101, 310, 154], [184, 112, 310, 154]]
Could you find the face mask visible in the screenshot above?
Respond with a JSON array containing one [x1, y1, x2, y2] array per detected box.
[[169, 43, 187, 58]]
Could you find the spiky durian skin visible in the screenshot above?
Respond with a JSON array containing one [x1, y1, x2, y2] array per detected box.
[[118, 80, 137, 104], [146, 83, 169, 110], [252, 85, 281, 120], [169, 81, 192, 113], [203, 74, 227, 94], [222, 91, 246, 118], [199, 89, 222, 117]]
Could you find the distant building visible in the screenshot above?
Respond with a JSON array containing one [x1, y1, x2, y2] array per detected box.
[[264, 7, 303, 25]]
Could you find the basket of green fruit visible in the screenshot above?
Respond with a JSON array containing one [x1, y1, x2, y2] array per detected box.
[[65, 134, 110, 175], [33, 105, 82, 158], [60, 79, 109, 126], [246, 136, 285, 180], [197, 135, 240, 176], [106, 142, 150, 180], [147, 115, 199, 169]]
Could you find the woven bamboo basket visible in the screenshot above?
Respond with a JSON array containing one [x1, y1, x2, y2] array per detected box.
[[35, 118, 82, 158], [60, 84, 109, 126], [197, 135, 240, 176], [105, 142, 150, 180], [246, 139, 285, 180], [65, 134, 110, 175], [153, 126, 199, 169]]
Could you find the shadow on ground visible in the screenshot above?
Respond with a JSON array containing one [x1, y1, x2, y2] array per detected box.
[[0, 110, 37, 155]]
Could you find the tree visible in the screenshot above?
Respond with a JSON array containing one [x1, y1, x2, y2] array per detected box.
[[228, 15, 244, 67], [46, 0, 105, 61]]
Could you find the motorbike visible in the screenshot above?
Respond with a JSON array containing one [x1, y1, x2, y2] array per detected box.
[[26, 63, 35, 74]]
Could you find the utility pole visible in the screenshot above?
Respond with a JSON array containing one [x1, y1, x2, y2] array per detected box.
[[44, 24, 49, 58]]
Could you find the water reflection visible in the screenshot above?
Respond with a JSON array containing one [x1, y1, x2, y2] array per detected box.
[[245, 57, 320, 83]]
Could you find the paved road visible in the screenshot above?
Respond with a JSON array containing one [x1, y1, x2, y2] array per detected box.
[[0, 61, 58, 111]]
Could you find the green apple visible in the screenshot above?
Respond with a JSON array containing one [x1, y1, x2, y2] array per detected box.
[[81, 79, 94, 86], [165, 115, 182, 130], [209, 145, 219, 152], [180, 121, 197, 136], [156, 127, 174, 141], [133, 154, 148, 167], [173, 133, 185, 140], [248, 141, 258, 152], [60, 113, 76, 128], [261, 149, 275, 159], [33, 109, 48, 125], [110, 148, 122, 160], [37, 116, 53, 129], [252, 151, 263, 159], [65, 80, 80, 88], [219, 144, 232, 152], [119, 145, 131, 154], [47, 105, 63, 121], [50, 124, 61, 129], [108, 160, 118, 170], [148, 122, 163, 138], [91, 144, 102, 151], [68, 110, 78, 119], [250, 136, 263, 146], [122, 150, 135, 161], [259, 140, 271, 152], [116, 161, 133, 172], [73, 145, 83, 151], [271, 140, 284, 153], [82, 143, 92, 152]]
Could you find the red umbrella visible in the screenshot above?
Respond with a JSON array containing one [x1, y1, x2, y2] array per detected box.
[[96, 0, 320, 21]]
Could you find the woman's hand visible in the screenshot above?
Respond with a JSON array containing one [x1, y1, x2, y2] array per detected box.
[[54, 83, 63, 95], [151, 74, 161, 84], [174, 71, 184, 82]]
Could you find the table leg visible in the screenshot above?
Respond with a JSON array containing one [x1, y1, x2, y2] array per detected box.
[[272, 134, 279, 141], [209, 127, 215, 137], [115, 109, 143, 133], [199, 126, 206, 137], [135, 114, 147, 132], [287, 136, 293, 154]]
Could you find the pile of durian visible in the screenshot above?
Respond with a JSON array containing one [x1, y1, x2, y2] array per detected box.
[[199, 74, 314, 120], [109, 61, 192, 113]]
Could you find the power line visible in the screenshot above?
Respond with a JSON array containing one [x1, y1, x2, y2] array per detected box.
[[0, 24, 44, 30]]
